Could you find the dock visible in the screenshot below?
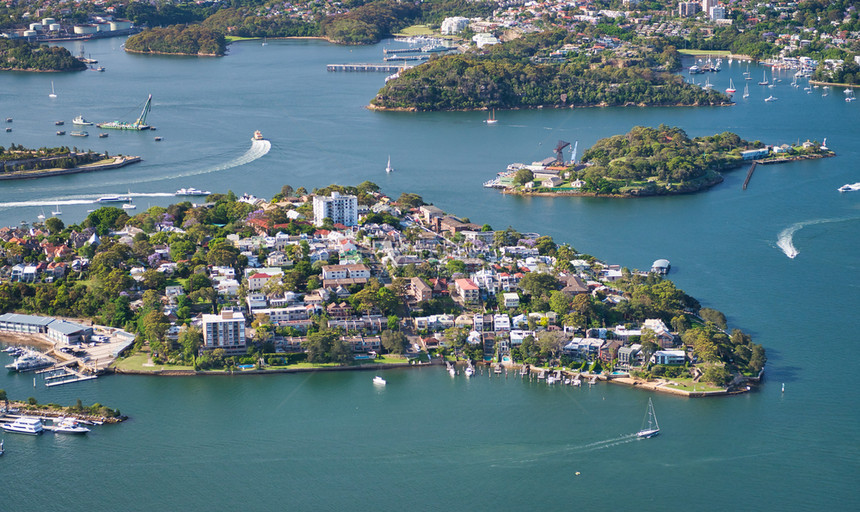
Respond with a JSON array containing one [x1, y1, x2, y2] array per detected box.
[[742, 161, 757, 190], [327, 63, 412, 73], [383, 55, 429, 62]]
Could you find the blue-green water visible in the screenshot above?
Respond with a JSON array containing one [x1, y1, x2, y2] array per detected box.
[[0, 39, 857, 510]]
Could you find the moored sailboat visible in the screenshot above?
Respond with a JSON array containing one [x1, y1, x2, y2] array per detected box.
[[726, 78, 736, 94]]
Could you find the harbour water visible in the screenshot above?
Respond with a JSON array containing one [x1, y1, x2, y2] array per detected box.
[[0, 39, 858, 510]]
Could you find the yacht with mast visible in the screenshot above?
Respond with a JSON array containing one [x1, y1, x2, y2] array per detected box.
[[725, 78, 736, 94], [97, 94, 153, 130], [385, 155, 394, 173], [636, 398, 660, 438]]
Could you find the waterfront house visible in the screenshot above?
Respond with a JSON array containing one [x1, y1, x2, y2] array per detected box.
[[617, 344, 642, 367], [651, 350, 686, 365]]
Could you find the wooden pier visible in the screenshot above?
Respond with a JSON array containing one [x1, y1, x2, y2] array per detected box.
[[742, 161, 758, 190], [326, 63, 412, 73]]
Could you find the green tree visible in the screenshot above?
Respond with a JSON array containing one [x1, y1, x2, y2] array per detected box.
[[381, 329, 407, 354], [303, 329, 351, 364], [548, 290, 573, 315], [514, 168, 535, 186], [44, 216, 64, 234], [519, 272, 560, 297], [699, 307, 727, 329]]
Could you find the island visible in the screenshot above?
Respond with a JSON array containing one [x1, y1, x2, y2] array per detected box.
[[124, 25, 227, 57], [0, 183, 764, 396], [487, 125, 835, 197], [371, 30, 732, 111], [0, 39, 86, 72], [0, 144, 140, 180]]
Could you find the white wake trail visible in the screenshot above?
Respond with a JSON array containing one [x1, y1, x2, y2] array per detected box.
[[776, 217, 859, 259]]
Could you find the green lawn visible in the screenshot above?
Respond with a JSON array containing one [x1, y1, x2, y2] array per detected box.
[[113, 353, 194, 372], [225, 36, 262, 43], [661, 376, 725, 392], [393, 25, 436, 37], [678, 49, 732, 56]]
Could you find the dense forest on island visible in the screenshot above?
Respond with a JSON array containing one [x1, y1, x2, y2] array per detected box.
[[372, 30, 731, 111], [201, 8, 320, 39], [579, 125, 749, 184], [125, 25, 227, 56], [0, 39, 86, 72]]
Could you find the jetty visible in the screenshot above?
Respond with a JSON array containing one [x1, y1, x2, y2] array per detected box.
[[327, 63, 412, 73], [742, 161, 757, 190]]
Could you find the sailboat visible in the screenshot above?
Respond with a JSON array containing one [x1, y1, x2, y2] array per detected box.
[[51, 204, 62, 216], [49, 81, 57, 98], [261, 37, 268, 46], [744, 63, 751, 80], [846, 90, 856, 103], [758, 71, 769, 86], [742, 83, 750, 99], [637, 398, 660, 438], [485, 109, 498, 124], [703, 77, 713, 89], [725, 78, 736, 94], [385, 155, 394, 173], [37, 208, 46, 221]]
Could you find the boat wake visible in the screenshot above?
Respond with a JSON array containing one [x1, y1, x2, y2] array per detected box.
[[172, 139, 271, 180], [493, 434, 639, 467], [0, 193, 177, 209], [776, 217, 857, 259]]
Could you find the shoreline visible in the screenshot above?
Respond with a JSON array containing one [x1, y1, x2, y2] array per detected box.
[[808, 80, 859, 89], [0, 155, 141, 181], [368, 101, 734, 112], [124, 48, 222, 57], [112, 359, 438, 376]]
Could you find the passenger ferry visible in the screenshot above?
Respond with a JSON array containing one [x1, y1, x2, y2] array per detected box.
[[175, 188, 211, 196], [1, 417, 44, 435]]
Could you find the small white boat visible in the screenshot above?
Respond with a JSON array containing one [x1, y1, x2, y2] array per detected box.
[[1, 417, 44, 435], [253, 130, 265, 141], [49, 81, 57, 98], [484, 109, 498, 124], [764, 95, 777, 102], [742, 83, 750, 99], [372, 376, 386, 385], [72, 115, 93, 126], [122, 201, 136, 210], [636, 398, 660, 439], [464, 365, 475, 377], [52, 417, 90, 435], [385, 155, 394, 173], [838, 182, 860, 192], [448, 367, 456, 377]]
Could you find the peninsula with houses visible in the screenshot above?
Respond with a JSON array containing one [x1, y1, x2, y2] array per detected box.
[[0, 184, 764, 396]]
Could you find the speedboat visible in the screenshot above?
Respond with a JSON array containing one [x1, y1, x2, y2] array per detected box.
[[838, 182, 860, 192], [464, 365, 475, 377], [72, 115, 93, 126], [1, 417, 44, 435], [764, 96, 777, 102], [122, 202, 136, 210], [175, 188, 211, 196], [372, 376, 386, 385], [52, 417, 90, 435], [253, 130, 265, 141]]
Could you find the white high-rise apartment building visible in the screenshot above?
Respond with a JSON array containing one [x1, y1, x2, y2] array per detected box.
[[202, 308, 246, 355], [313, 191, 358, 227]]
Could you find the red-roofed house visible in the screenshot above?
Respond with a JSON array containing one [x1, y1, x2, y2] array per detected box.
[[248, 272, 280, 291], [455, 278, 480, 304]]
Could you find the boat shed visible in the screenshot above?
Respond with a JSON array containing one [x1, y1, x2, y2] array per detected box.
[[0, 313, 56, 334], [46, 320, 93, 345], [651, 259, 671, 274]]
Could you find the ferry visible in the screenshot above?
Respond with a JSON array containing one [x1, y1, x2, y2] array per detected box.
[[175, 188, 211, 196], [96, 195, 131, 203], [72, 115, 93, 126], [253, 130, 265, 141], [1, 417, 44, 435]]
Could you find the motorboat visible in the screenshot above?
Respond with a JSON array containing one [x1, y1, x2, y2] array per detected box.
[[838, 182, 860, 192], [154, 136, 162, 141], [5, 351, 52, 372], [98, 133, 108, 138], [72, 115, 93, 126], [464, 365, 475, 377], [175, 188, 211, 196], [253, 130, 265, 141], [56, 131, 65, 136], [70, 131, 89, 137], [55, 120, 64, 126], [122, 202, 137, 210], [372, 376, 386, 385], [1, 417, 44, 435], [636, 398, 660, 439], [52, 417, 90, 435], [764, 95, 777, 102]]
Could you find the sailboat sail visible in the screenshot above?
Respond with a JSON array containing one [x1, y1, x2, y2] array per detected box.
[[637, 398, 660, 438]]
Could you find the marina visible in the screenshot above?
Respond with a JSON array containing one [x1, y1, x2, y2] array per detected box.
[[326, 63, 411, 72]]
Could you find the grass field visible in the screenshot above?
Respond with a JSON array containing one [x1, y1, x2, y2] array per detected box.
[[393, 25, 436, 37], [678, 49, 732, 56]]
